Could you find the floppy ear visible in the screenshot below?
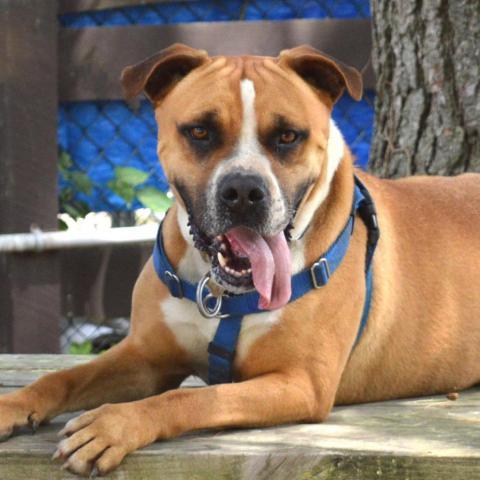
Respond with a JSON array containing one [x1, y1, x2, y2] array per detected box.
[[278, 45, 363, 103], [120, 43, 209, 103]]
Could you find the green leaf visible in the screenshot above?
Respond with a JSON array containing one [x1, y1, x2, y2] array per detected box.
[[58, 217, 69, 231], [114, 167, 149, 187], [137, 187, 172, 212], [71, 171, 93, 195], [62, 200, 91, 220], [59, 151, 73, 172], [59, 186, 74, 204], [69, 341, 93, 355], [108, 179, 136, 206], [63, 203, 83, 219]]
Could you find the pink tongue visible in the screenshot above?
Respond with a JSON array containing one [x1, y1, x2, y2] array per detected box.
[[225, 227, 292, 310]]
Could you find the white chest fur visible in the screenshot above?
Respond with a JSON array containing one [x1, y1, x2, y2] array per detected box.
[[160, 296, 283, 380]]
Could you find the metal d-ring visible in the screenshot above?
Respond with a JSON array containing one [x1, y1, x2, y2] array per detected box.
[[196, 272, 228, 319]]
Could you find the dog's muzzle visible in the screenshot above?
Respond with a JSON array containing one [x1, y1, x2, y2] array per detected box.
[[217, 173, 270, 230]]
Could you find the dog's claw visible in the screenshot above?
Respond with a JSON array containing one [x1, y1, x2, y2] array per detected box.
[[90, 465, 99, 479]]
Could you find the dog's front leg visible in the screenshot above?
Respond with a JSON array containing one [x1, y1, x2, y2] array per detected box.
[[57, 371, 328, 477], [0, 337, 187, 441]]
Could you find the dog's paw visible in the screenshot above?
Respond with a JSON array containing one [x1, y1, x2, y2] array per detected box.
[[0, 392, 42, 440], [54, 403, 153, 477]]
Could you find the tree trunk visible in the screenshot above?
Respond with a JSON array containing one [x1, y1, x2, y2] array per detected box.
[[369, 0, 480, 177]]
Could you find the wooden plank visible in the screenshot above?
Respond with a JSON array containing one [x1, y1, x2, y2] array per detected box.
[[0, 355, 203, 388], [0, 354, 94, 371], [58, 0, 189, 14], [59, 18, 374, 101], [0, 1, 61, 353], [0, 355, 479, 479], [0, 354, 94, 387], [1, 433, 479, 480]]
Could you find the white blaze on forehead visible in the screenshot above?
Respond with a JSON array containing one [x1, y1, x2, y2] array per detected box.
[[238, 79, 258, 153], [290, 119, 345, 240], [224, 78, 268, 169]]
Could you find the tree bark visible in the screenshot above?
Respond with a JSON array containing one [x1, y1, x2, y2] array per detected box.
[[369, 0, 480, 177]]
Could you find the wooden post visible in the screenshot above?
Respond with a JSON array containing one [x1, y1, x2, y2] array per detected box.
[[0, 1, 60, 353]]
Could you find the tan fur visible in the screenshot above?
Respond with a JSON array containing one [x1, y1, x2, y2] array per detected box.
[[0, 45, 478, 477]]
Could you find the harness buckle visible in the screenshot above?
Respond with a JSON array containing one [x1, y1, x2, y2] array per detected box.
[[360, 201, 380, 246], [310, 257, 331, 288], [196, 272, 229, 319], [165, 270, 183, 299]]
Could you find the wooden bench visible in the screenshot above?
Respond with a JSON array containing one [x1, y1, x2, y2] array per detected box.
[[0, 355, 479, 479]]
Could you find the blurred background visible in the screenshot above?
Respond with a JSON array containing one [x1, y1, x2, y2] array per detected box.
[[1, 0, 375, 354]]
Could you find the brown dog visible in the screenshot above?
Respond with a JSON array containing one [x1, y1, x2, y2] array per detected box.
[[0, 44, 479, 477]]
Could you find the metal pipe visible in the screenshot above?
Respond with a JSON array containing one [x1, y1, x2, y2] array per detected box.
[[0, 224, 158, 253]]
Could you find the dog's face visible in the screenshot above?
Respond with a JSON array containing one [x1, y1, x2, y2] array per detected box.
[[122, 44, 362, 309]]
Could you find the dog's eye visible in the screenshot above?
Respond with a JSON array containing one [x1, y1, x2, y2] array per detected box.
[[178, 117, 223, 158], [189, 126, 209, 141], [278, 130, 298, 145]]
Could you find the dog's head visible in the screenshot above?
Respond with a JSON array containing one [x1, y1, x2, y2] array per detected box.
[[122, 44, 362, 309]]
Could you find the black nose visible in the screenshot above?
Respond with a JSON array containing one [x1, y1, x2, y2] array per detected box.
[[219, 173, 268, 214]]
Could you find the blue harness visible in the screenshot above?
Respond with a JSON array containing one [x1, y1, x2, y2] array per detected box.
[[153, 176, 379, 385]]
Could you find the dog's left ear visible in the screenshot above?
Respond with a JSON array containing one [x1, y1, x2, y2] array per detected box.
[[121, 43, 209, 103], [278, 45, 363, 103]]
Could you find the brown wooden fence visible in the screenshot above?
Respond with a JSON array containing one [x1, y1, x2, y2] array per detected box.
[[0, 0, 373, 353]]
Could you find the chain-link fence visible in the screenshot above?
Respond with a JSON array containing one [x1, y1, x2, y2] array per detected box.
[[57, 0, 374, 352], [59, 0, 370, 27]]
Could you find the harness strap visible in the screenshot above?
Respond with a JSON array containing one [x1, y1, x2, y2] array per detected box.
[[354, 177, 379, 344], [153, 175, 379, 385], [207, 315, 243, 385]]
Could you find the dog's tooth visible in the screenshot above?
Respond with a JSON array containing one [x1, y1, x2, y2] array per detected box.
[[217, 252, 227, 268], [226, 266, 240, 277]]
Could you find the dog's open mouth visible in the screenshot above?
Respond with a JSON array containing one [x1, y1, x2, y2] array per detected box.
[[190, 221, 292, 310], [213, 233, 254, 286]]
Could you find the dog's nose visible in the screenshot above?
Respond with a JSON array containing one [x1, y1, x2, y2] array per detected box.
[[219, 174, 268, 214]]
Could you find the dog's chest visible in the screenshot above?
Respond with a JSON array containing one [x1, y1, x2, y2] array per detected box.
[[160, 219, 305, 381], [159, 296, 282, 380]]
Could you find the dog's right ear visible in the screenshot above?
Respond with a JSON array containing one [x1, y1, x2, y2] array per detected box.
[[121, 44, 209, 103]]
